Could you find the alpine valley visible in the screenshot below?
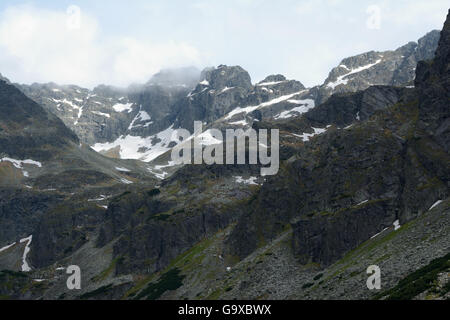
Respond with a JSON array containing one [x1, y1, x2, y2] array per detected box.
[[0, 11, 448, 300]]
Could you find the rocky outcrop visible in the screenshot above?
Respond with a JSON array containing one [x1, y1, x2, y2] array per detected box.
[[0, 80, 78, 161], [0, 189, 64, 248], [316, 30, 440, 105], [201, 65, 252, 91], [305, 85, 405, 127]]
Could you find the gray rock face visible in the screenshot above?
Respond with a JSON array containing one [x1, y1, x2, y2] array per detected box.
[[201, 65, 252, 91], [317, 30, 441, 104], [0, 189, 64, 247], [18, 83, 131, 146], [292, 200, 397, 266], [174, 66, 254, 131], [0, 79, 78, 161], [305, 85, 405, 127]]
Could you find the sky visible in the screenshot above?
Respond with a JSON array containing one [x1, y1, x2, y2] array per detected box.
[[0, 0, 448, 88]]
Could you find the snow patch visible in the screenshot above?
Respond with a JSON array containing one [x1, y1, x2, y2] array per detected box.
[[220, 86, 234, 93], [292, 127, 328, 142], [91, 125, 178, 162], [88, 195, 109, 202], [370, 227, 389, 239], [429, 200, 443, 211], [274, 99, 315, 119], [120, 178, 133, 184], [0, 242, 16, 253], [228, 119, 249, 126], [128, 108, 153, 130], [393, 220, 401, 231], [327, 59, 382, 89], [235, 176, 259, 185], [113, 103, 133, 113], [257, 80, 287, 86], [225, 90, 307, 120], [92, 111, 110, 118], [1, 157, 42, 177], [52, 98, 80, 110], [356, 200, 368, 206]]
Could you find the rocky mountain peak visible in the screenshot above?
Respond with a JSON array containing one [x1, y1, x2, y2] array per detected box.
[[259, 74, 287, 83], [416, 10, 450, 86], [200, 65, 252, 90], [317, 30, 441, 104], [416, 30, 441, 59]]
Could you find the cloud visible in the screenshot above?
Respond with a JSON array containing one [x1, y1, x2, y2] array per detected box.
[[0, 4, 203, 88]]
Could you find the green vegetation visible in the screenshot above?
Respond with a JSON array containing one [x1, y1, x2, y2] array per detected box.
[[134, 268, 185, 300], [302, 282, 314, 289], [374, 252, 450, 300], [313, 273, 324, 281], [79, 284, 113, 300], [123, 236, 213, 300]]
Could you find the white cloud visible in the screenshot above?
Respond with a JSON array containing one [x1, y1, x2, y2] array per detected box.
[[0, 5, 203, 88]]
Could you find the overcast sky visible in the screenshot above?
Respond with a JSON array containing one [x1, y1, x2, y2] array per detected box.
[[0, 0, 448, 88]]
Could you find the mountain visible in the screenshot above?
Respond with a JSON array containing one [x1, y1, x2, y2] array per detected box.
[[13, 30, 439, 172], [0, 13, 448, 301]]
